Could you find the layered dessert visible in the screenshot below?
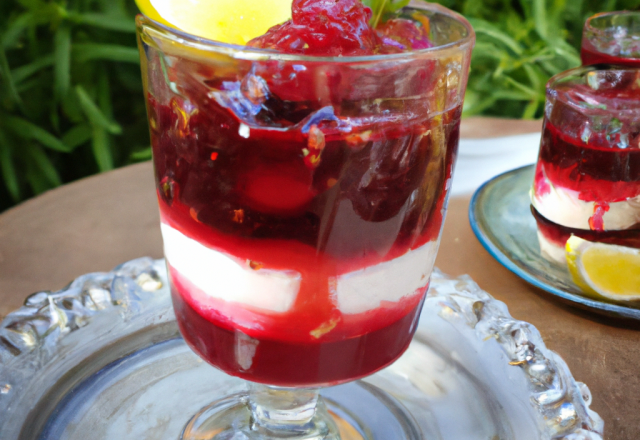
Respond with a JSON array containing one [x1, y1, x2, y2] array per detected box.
[[142, 0, 469, 386], [581, 11, 640, 66], [531, 66, 640, 263]]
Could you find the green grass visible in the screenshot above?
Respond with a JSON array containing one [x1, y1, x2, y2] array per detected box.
[[0, 0, 638, 211], [0, 0, 149, 211], [444, 0, 640, 118]]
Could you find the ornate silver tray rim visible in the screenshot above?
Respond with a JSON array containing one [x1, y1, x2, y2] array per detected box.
[[0, 258, 603, 439]]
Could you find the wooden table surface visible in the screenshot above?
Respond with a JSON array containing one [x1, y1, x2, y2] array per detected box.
[[0, 117, 637, 439]]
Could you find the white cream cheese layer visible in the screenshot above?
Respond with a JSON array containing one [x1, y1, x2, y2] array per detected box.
[[536, 230, 567, 265], [163, 223, 438, 316], [333, 240, 438, 315], [532, 174, 640, 230], [161, 223, 301, 313]]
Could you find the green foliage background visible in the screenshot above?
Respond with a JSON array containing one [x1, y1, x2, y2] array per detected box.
[[442, 0, 640, 118], [0, 0, 639, 212]]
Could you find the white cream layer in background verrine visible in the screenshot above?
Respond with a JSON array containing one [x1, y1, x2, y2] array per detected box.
[[531, 166, 640, 231]]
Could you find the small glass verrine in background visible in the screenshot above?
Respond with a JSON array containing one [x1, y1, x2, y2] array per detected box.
[[581, 11, 640, 66], [137, 2, 474, 439], [531, 65, 640, 264]]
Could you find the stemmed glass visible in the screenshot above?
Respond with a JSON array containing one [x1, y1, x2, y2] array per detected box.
[[137, 3, 473, 438], [581, 11, 640, 66]]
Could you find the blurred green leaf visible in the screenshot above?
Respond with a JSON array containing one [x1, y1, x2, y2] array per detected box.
[[0, 131, 20, 201], [100, 0, 129, 16], [522, 99, 539, 119], [468, 18, 523, 55], [70, 13, 136, 33], [503, 76, 538, 99], [129, 147, 152, 161], [75, 85, 122, 134], [73, 43, 140, 63], [27, 144, 62, 187], [15, 77, 40, 93], [0, 45, 22, 109], [61, 124, 92, 149], [25, 165, 50, 195], [472, 42, 506, 61], [114, 64, 144, 91], [54, 23, 71, 101], [97, 68, 113, 119], [532, 0, 549, 40], [11, 54, 54, 84], [4, 116, 71, 152], [2, 12, 32, 49], [91, 125, 113, 171], [61, 89, 85, 123], [549, 39, 581, 66], [362, 0, 411, 27]]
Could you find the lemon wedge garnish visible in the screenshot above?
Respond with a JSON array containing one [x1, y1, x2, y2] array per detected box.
[[566, 235, 640, 302], [135, 0, 292, 45]]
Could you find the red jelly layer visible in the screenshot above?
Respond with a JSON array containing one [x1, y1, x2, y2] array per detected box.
[[151, 88, 459, 386], [172, 283, 424, 387], [581, 43, 640, 67], [537, 119, 640, 203], [160, 197, 429, 343], [532, 205, 640, 248]]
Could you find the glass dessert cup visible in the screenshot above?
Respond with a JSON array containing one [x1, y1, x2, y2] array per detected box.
[[581, 11, 640, 66], [137, 3, 473, 438], [531, 65, 640, 263]]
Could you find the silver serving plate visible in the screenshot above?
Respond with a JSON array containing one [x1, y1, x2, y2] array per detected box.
[[0, 258, 603, 439]]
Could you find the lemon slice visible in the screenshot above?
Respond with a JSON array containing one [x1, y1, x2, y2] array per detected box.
[[135, 0, 292, 45], [566, 235, 640, 301]]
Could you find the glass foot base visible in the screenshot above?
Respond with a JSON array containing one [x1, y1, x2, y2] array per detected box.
[[181, 382, 422, 440], [181, 392, 343, 440]]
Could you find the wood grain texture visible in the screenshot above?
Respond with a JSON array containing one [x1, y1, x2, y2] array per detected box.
[[0, 161, 163, 317], [0, 117, 636, 439], [459, 116, 543, 139]]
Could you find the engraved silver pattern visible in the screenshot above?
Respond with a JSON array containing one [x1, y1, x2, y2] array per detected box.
[[428, 269, 604, 439]]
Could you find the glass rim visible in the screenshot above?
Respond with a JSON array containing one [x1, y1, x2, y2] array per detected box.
[[136, 0, 475, 64], [547, 64, 640, 115], [584, 10, 640, 35], [547, 63, 640, 86]]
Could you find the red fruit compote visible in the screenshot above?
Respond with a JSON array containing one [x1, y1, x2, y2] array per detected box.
[[531, 66, 640, 263], [581, 11, 640, 66], [137, 0, 474, 387]]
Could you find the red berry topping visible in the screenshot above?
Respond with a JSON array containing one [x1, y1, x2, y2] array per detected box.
[[248, 0, 431, 55]]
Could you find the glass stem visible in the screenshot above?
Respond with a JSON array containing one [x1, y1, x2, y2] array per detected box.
[[248, 384, 340, 439]]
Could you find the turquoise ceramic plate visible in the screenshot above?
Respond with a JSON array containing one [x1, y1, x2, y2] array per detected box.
[[469, 165, 640, 321]]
